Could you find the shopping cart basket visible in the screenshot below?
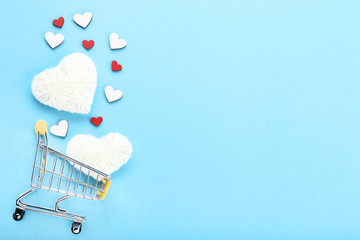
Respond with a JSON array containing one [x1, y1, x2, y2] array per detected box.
[[13, 120, 112, 234]]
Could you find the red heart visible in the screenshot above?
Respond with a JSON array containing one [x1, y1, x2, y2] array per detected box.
[[91, 117, 103, 127], [53, 17, 64, 28], [82, 40, 94, 50], [112, 61, 122, 71]]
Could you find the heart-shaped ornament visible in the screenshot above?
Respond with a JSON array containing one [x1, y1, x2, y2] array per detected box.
[[105, 86, 123, 103], [50, 120, 69, 137], [53, 17, 64, 28], [32, 53, 97, 114], [91, 117, 103, 126], [111, 61, 122, 71], [66, 133, 132, 176], [73, 12, 92, 29], [45, 32, 64, 49], [82, 40, 94, 50], [109, 33, 127, 49]]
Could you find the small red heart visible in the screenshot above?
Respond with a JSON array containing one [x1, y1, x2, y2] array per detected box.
[[53, 17, 64, 28], [91, 117, 103, 127], [112, 61, 122, 71], [82, 40, 94, 50]]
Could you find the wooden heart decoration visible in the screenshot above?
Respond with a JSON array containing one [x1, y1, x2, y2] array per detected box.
[[45, 32, 64, 49], [73, 12, 92, 29], [109, 33, 127, 49], [31, 53, 97, 114], [111, 61, 122, 71], [82, 40, 94, 50], [50, 120, 69, 137], [66, 133, 133, 176], [53, 17, 64, 28], [105, 86, 123, 103], [91, 117, 103, 126]]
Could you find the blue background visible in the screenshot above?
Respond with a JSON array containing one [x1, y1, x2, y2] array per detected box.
[[1, 0, 360, 239]]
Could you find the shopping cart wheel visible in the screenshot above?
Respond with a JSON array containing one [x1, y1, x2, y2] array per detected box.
[[13, 208, 25, 221], [71, 222, 82, 234]]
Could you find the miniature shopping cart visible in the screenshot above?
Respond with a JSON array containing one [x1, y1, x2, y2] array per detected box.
[[13, 120, 112, 234]]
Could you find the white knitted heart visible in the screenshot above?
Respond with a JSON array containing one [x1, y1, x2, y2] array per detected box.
[[66, 133, 132, 177], [32, 53, 97, 114]]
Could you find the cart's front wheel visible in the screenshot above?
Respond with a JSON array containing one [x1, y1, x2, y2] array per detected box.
[[13, 208, 25, 221], [71, 222, 82, 234]]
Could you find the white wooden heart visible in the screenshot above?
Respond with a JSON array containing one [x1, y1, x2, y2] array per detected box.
[[73, 12, 92, 28], [50, 120, 69, 137], [31, 52, 97, 114], [109, 33, 127, 49], [45, 32, 64, 49], [105, 85, 123, 103], [66, 133, 132, 177]]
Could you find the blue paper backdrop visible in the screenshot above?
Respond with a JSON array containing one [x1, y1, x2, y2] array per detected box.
[[1, 0, 360, 239]]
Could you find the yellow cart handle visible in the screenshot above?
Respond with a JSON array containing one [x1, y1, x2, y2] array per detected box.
[[97, 179, 112, 200], [35, 120, 47, 135]]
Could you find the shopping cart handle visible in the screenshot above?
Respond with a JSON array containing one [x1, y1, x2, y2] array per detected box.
[[97, 179, 112, 200], [35, 120, 47, 135]]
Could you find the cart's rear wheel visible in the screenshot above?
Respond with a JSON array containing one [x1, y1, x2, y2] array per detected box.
[[71, 222, 82, 234], [13, 208, 25, 221]]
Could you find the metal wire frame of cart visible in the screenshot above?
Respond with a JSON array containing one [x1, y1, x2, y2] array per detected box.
[[13, 120, 112, 234]]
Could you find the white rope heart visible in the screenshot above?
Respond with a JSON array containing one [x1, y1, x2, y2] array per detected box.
[[31, 53, 97, 114], [66, 133, 132, 177]]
